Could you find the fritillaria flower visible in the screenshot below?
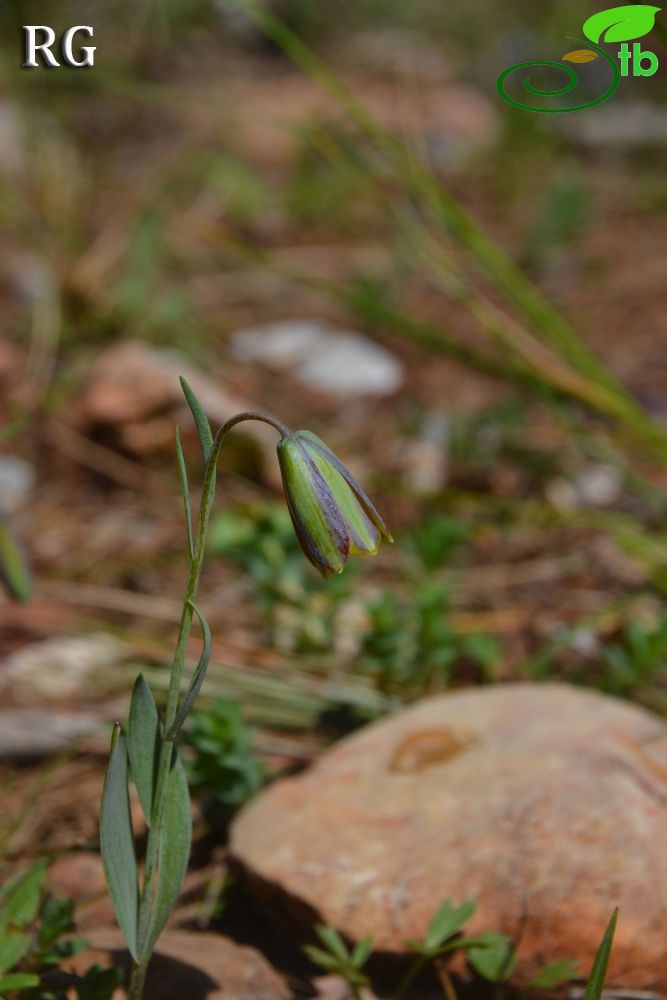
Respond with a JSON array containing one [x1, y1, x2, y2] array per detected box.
[[277, 429, 392, 578]]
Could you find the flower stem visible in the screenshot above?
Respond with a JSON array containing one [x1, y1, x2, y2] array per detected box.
[[127, 409, 288, 999]]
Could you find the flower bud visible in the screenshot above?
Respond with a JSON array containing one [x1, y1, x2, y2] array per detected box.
[[277, 430, 392, 578]]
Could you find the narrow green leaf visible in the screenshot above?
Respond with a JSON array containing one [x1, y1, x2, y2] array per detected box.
[[175, 425, 194, 561], [351, 935, 374, 968], [127, 675, 161, 826], [583, 4, 661, 43], [168, 601, 211, 737], [99, 725, 139, 960], [143, 748, 191, 956], [179, 377, 213, 463], [584, 909, 618, 1000], [315, 924, 349, 962], [0, 859, 46, 928], [303, 945, 339, 971], [526, 958, 580, 989], [424, 897, 476, 951], [0, 971, 40, 990], [0, 514, 31, 603], [0, 934, 29, 972]]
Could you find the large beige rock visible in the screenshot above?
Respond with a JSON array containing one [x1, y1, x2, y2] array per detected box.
[[230, 683, 667, 988]]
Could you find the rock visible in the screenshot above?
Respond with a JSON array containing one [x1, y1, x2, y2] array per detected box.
[[396, 412, 450, 494], [230, 320, 403, 398], [0, 708, 101, 758], [48, 851, 106, 898], [47, 852, 116, 930], [66, 928, 290, 999], [547, 464, 623, 511], [0, 456, 35, 513], [80, 341, 253, 431], [562, 103, 667, 149], [0, 634, 124, 703], [78, 341, 280, 476], [338, 29, 454, 84], [421, 84, 500, 169], [313, 976, 380, 1000], [230, 683, 667, 988]]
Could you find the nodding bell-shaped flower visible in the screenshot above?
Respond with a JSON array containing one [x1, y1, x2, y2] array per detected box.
[[277, 430, 392, 578]]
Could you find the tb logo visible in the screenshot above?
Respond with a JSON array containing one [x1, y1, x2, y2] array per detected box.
[[22, 25, 96, 69]]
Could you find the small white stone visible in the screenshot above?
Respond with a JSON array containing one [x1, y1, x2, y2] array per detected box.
[[0, 635, 124, 703], [297, 333, 403, 397], [0, 456, 35, 512], [230, 320, 328, 366], [231, 320, 404, 397]]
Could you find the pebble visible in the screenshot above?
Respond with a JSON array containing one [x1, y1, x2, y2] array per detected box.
[[230, 320, 404, 398]]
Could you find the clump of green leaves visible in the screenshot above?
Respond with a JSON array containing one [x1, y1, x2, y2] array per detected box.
[[184, 699, 264, 818], [305, 897, 514, 1000], [396, 897, 515, 997], [599, 617, 667, 698], [209, 504, 353, 653], [0, 859, 120, 999], [407, 514, 470, 573], [304, 925, 373, 1000], [359, 585, 500, 697]]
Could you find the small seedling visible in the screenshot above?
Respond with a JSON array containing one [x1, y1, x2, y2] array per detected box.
[[304, 924, 373, 1000], [185, 698, 264, 818], [306, 897, 515, 1000], [0, 858, 120, 998], [360, 585, 500, 696], [396, 896, 515, 998], [524, 957, 580, 991]]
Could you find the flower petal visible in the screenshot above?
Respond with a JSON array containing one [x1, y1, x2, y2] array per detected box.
[[295, 431, 393, 544], [277, 437, 349, 576], [302, 440, 380, 556]]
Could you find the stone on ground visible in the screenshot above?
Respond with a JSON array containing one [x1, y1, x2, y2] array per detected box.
[[230, 682, 667, 988], [67, 928, 289, 999]]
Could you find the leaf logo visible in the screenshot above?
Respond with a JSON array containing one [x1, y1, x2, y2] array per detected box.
[[562, 49, 599, 61], [583, 4, 661, 43]]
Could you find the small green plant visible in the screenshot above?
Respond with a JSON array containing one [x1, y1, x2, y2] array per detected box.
[[599, 617, 667, 697], [185, 698, 264, 818], [0, 859, 120, 998], [396, 897, 515, 998], [523, 958, 580, 992], [303, 925, 373, 1000], [209, 504, 353, 653], [305, 897, 514, 1000], [359, 584, 500, 696], [407, 514, 470, 574], [99, 379, 391, 999]]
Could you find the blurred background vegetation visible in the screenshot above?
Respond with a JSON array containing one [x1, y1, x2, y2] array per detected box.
[[2, 0, 667, 866]]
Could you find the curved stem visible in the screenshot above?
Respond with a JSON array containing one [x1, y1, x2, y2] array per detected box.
[[127, 409, 289, 998]]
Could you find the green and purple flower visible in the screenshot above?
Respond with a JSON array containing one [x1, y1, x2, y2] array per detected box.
[[277, 429, 392, 578]]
